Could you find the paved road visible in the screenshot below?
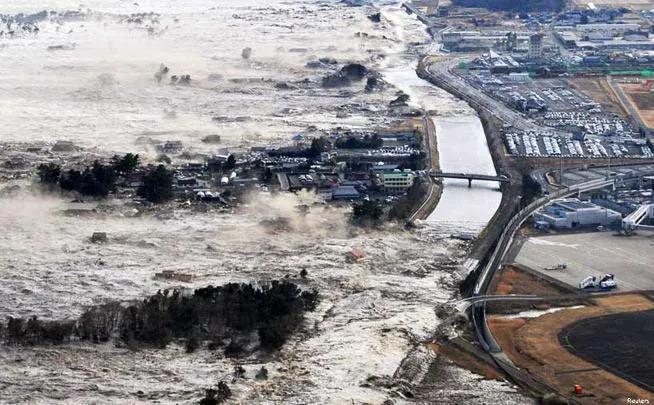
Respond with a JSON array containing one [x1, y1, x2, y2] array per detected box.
[[516, 232, 654, 292], [424, 57, 567, 136]]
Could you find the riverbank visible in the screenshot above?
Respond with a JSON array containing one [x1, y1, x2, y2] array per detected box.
[[416, 56, 524, 292], [409, 116, 442, 222]]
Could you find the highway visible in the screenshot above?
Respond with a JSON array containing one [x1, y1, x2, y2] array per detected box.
[[467, 172, 654, 386]]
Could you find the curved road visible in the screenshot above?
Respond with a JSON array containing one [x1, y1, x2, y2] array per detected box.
[[423, 57, 567, 136]]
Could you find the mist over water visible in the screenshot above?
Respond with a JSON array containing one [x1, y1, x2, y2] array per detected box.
[[0, 1, 523, 403], [0, 0, 396, 153]]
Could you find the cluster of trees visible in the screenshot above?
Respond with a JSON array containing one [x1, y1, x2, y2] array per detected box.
[[309, 137, 330, 158], [1, 281, 318, 356], [452, 0, 566, 12], [351, 200, 385, 227], [137, 164, 174, 203], [37, 155, 175, 203], [334, 134, 383, 150], [199, 383, 232, 405], [402, 151, 426, 171], [37, 153, 140, 198]]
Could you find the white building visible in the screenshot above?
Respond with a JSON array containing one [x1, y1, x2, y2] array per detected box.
[[622, 204, 654, 232], [381, 169, 415, 194], [533, 198, 621, 229]]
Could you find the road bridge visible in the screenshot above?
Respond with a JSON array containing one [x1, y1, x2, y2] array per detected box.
[[429, 171, 509, 187], [401, 2, 432, 25]]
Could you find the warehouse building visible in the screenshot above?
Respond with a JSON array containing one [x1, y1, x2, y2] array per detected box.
[[533, 198, 621, 229]]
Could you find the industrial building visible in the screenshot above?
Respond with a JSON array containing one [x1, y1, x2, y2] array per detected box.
[[533, 198, 621, 229], [622, 204, 654, 232], [442, 30, 533, 52], [554, 21, 653, 51], [576, 23, 641, 35]]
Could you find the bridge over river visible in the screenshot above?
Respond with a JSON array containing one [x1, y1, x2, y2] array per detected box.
[[429, 171, 510, 187]]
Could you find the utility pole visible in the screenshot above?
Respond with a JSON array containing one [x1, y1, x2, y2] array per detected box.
[[559, 154, 563, 186]]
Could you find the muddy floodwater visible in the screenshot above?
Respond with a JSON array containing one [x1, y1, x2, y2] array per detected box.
[[0, 0, 525, 404]]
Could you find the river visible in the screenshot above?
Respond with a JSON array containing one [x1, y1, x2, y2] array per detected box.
[[379, 5, 502, 234]]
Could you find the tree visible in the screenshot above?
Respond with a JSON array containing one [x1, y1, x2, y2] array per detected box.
[[112, 153, 140, 176], [255, 366, 269, 380], [89, 161, 117, 197], [199, 384, 231, 405], [59, 169, 83, 192], [309, 137, 330, 157], [37, 163, 61, 186], [351, 200, 384, 227], [224, 154, 236, 171], [138, 165, 174, 203]]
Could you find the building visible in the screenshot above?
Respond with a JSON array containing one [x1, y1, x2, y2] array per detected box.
[[442, 30, 532, 52], [506, 72, 531, 82], [160, 140, 183, 154], [528, 33, 544, 60], [556, 31, 578, 48], [622, 204, 654, 232], [380, 169, 414, 194], [331, 185, 361, 200], [533, 198, 621, 229], [576, 23, 640, 35]]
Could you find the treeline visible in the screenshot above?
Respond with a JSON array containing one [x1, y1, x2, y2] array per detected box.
[[452, 0, 566, 11], [268, 137, 331, 159], [1, 281, 318, 356], [37, 154, 174, 203], [334, 134, 383, 150]]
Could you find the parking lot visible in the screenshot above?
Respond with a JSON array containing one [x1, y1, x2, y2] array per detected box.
[[460, 71, 654, 159], [515, 232, 654, 292], [504, 131, 653, 158]]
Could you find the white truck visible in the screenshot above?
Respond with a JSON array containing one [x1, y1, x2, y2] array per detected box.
[[579, 274, 617, 290]]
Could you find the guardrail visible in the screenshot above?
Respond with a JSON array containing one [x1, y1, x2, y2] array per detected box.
[[471, 176, 618, 353]]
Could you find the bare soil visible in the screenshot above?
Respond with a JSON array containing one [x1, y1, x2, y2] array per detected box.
[[617, 82, 654, 128], [489, 294, 654, 404], [486, 264, 575, 314], [571, 0, 654, 10], [566, 78, 627, 118]]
